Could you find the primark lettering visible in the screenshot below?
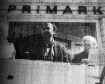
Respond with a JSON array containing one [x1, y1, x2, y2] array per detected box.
[[8, 5, 103, 15]]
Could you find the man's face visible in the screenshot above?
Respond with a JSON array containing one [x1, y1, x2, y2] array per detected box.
[[83, 42, 94, 51], [42, 23, 54, 42]]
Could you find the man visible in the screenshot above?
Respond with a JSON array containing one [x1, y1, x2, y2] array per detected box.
[[0, 22, 16, 59], [31, 22, 70, 62], [72, 35, 98, 64]]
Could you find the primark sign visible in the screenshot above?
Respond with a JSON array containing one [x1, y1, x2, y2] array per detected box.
[[8, 5, 104, 15]]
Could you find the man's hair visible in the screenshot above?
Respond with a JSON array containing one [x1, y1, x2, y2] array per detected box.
[[82, 35, 98, 48], [47, 22, 57, 31]]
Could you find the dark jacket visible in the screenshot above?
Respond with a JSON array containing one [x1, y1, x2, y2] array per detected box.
[[72, 50, 89, 63], [31, 40, 69, 62]]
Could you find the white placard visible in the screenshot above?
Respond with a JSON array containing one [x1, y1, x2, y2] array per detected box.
[[88, 48, 105, 66]]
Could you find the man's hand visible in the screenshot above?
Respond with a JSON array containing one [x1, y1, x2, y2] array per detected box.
[[64, 50, 74, 63], [81, 59, 89, 64]]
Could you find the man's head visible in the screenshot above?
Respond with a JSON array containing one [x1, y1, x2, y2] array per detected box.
[[42, 22, 56, 42], [82, 35, 98, 51]]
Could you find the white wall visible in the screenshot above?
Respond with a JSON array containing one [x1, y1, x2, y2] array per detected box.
[[0, 59, 104, 84]]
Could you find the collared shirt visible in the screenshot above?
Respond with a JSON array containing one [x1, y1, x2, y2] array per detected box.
[[43, 39, 54, 57]]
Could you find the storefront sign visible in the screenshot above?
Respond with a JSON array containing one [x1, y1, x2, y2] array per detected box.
[[8, 5, 103, 15]]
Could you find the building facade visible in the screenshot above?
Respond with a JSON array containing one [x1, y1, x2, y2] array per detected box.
[[0, 0, 105, 54]]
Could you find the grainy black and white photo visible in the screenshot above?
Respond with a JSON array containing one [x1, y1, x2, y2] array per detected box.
[[0, 0, 105, 84]]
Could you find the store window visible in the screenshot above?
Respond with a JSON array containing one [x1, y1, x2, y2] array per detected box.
[[8, 22, 97, 59]]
